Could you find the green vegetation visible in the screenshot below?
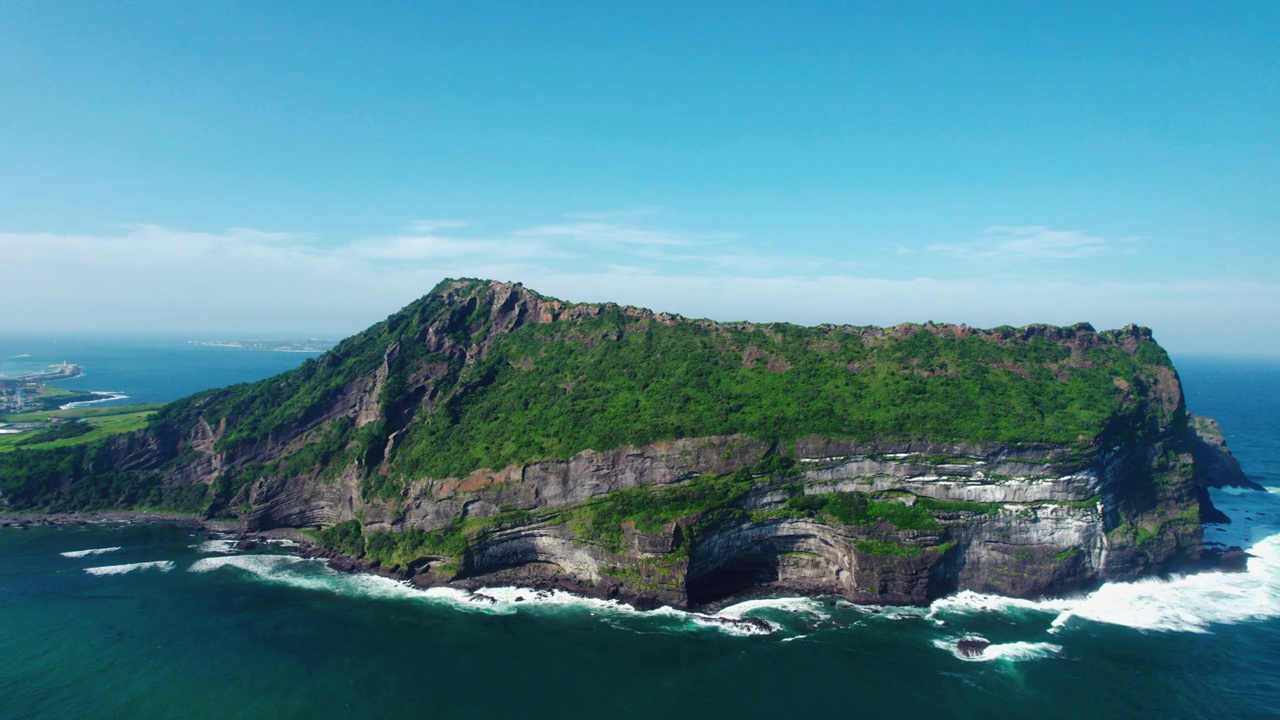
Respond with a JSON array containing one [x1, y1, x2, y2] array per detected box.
[[0, 278, 1183, 570], [14, 421, 93, 446], [388, 310, 1141, 483], [278, 417, 356, 481], [0, 404, 162, 454], [142, 280, 1173, 494], [0, 404, 195, 512], [309, 452, 1014, 572], [568, 471, 755, 552], [0, 402, 166, 424], [782, 491, 998, 530], [315, 519, 365, 557], [854, 539, 921, 557], [314, 507, 547, 570], [924, 454, 976, 465], [0, 442, 207, 513], [1108, 521, 1160, 546], [2, 384, 107, 413]]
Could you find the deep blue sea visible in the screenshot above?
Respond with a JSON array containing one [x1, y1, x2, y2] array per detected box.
[[0, 335, 322, 407], [1, 341, 1278, 719]]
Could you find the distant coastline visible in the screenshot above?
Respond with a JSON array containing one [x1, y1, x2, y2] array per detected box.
[[0, 362, 83, 383], [187, 339, 335, 353]]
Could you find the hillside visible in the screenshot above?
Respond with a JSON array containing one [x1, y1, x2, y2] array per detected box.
[[0, 279, 1240, 607]]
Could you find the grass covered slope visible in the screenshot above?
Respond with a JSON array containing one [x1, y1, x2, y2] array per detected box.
[[0, 404, 163, 454], [387, 307, 1170, 482], [1, 278, 1182, 516], [174, 278, 1175, 488]]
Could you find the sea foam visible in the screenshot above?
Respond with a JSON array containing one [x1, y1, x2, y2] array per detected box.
[[177, 487, 1279, 642], [715, 596, 829, 619], [84, 560, 174, 575], [61, 546, 122, 558], [932, 637, 1064, 663], [1050, 533, 1280, 634], [184, 555, 775, 635], [191, 539, 239, 554], [925, 486, 1280, 636]]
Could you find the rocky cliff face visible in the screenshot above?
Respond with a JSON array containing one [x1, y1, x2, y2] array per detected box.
[[19, 278, 1241, 608]]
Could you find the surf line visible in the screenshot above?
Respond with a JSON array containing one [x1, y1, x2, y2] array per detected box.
[[60, 392, 129, 409]]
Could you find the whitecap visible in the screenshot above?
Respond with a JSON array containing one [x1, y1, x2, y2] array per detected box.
[[926, 590, 1076, 621], [932, 637, 1064, 663], [1050, 533, 1280, 633], [59, 392, 128, 409], [184, 556, 777, 635], [1046, 487, 1280, 634], [715, 596, 829, 619], [689, 614, 775, 636], [922, 486, 1280, 635], [84, 560, 174, 575], [190, 539, 239, 554], [61, 546, 122, 558]]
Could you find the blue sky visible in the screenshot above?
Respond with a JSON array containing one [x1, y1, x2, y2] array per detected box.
[[2, 2, 1277, 355]]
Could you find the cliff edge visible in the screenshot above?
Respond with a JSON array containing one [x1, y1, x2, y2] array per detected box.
[[0, 279, 1238, 607]]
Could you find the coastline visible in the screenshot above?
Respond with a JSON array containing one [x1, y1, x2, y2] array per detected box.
[[0, 510, 238, 531], [59, 391, 130, 409], [2, 509, 1248, 614], [0, 510, 779, 623]]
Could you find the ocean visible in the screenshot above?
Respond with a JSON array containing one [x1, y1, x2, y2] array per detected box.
[[1, 340, 1277, 719], [0, 335, 324, 407]]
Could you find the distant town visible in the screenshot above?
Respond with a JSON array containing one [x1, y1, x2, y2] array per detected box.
[[187, 339, 336, 353], [0, 363, 85, 414]]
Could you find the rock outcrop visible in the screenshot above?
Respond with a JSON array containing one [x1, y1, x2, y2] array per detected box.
[[1188, 413, 1261, 490], [3, 278, 1238, 608]]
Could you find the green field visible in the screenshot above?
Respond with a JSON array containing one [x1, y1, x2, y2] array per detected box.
[[0, 404, 163, 453]]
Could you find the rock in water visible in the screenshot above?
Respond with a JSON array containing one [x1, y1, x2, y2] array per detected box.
[[956, 638, 990, 658]]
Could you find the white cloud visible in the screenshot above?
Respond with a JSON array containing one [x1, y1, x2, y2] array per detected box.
[[563, 207, 665, 221], [929, 225, 1113, 260], [512, 221, 693, 247], [403, 219, 470, 233], [1, 221, 1274, 355], [347, 234, 550, 261]]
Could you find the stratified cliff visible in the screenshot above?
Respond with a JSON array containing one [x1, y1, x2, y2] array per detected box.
[[0, 279, 1244, 607]]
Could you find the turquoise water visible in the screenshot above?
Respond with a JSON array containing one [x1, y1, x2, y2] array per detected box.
[[1, 348, 1278, 719], [0, 335, 320, 407]]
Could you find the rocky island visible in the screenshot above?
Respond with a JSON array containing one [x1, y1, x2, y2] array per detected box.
[[0, 279, 1253, 608]]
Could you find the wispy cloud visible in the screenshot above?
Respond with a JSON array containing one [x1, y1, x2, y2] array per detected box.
[[563, 207, 665, 221], [3, 219, 1273, 355], [403, 219, 470, 233], [348, 234, 551, 262], [513, 221, 693, 247], [929, 226, 1114, 260]]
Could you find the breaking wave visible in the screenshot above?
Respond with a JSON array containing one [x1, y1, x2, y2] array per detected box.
[[191, 539, 239, 554], [1050, 533, 1280, 634], [926, 486, 1280, 636], [932, 637, 1064, 663], [61, 546, 122, 558], [84, 560, 174, 575], [184, 555, 774, 635], [70, 485, 1277, 650], [60, 392, 129, 409]]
